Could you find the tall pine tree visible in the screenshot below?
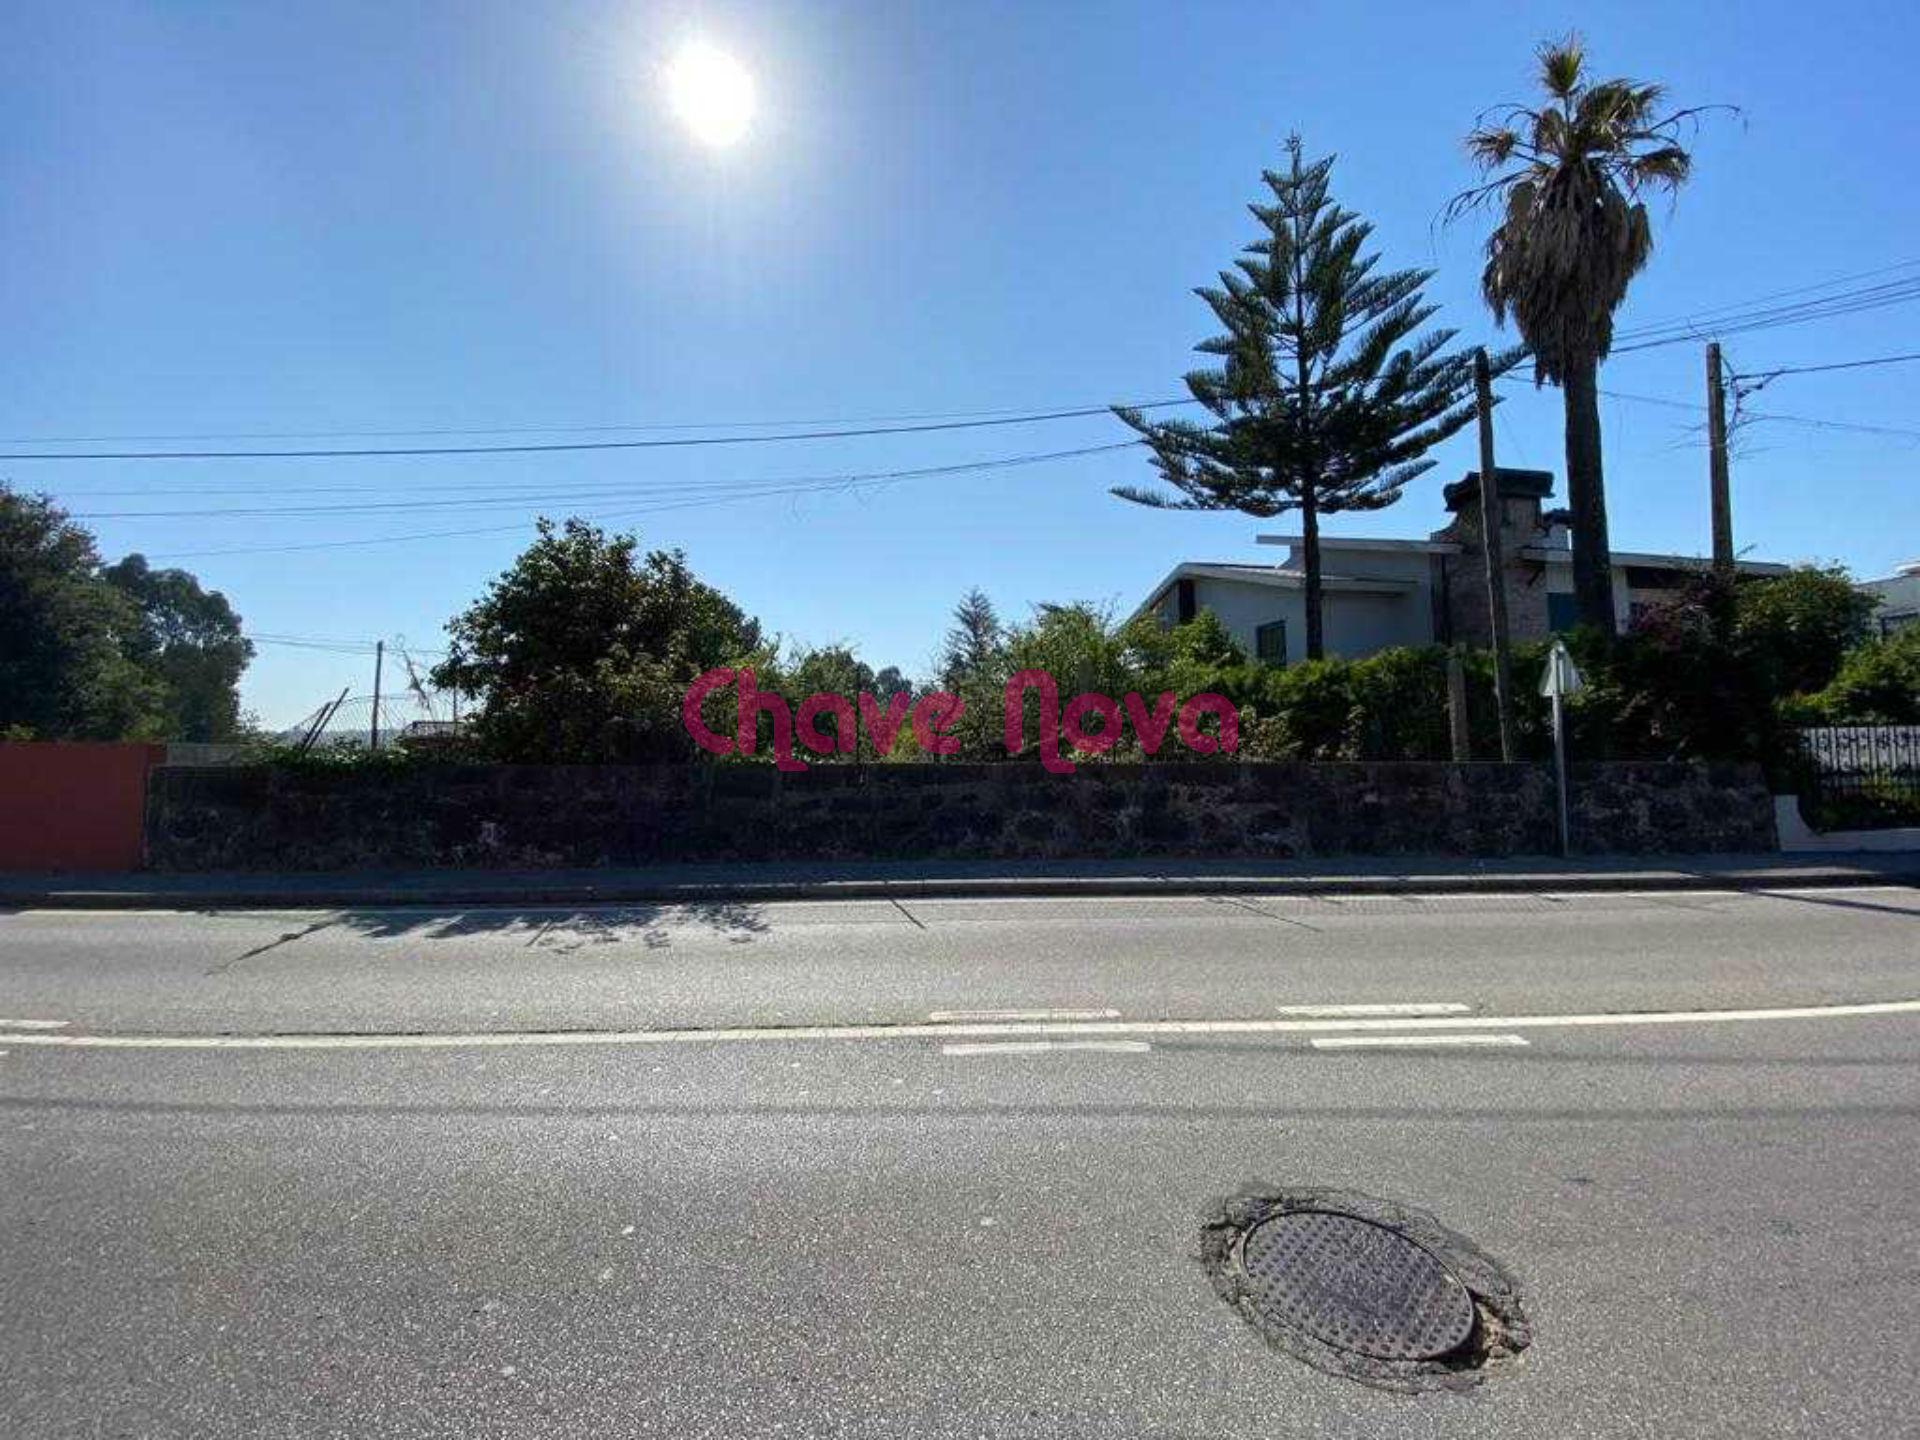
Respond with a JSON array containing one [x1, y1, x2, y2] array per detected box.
[[1116, 136, 1512, 660], [939, 587, 1004, 689]]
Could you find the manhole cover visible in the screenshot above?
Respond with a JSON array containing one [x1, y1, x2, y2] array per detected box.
[[1240, 1210, 1475, 1361]]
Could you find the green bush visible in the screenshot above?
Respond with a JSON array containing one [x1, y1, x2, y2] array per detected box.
[[1806, 626, 1920, 724]]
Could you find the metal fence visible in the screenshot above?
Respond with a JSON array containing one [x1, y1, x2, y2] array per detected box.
[[1796, 725, 1920, 829]]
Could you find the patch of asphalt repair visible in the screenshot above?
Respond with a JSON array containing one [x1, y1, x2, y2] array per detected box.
[[1199, 1184, 1531, 1395]]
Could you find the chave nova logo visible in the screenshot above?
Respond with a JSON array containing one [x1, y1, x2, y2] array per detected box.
[[682, 669, 1237, 773]]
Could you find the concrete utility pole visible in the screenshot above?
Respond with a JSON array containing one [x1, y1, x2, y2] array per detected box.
[[1475, 349, 1515, 762], [1707, 342, 1734, 577], [370, 640, 385, 752], [1446, 649, 1472, 762]]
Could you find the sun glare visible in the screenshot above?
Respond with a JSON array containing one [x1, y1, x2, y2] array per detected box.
[[665, 41, 755, 148]]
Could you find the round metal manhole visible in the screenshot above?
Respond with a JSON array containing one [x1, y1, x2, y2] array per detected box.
[[1240, 1210, 1475, 1361]]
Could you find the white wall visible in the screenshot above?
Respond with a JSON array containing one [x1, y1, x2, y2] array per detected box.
[[1180, 576, 1429, 663]]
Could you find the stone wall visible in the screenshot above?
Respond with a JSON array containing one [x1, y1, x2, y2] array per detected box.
[[144, 760, 1777, 870]]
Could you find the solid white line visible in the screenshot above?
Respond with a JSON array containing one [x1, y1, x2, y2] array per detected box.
[[928, 1008, 1122, 1023], [1311, 1033, 1529, 1050], [0, 1019, 69, 1030], [4, 997, 1918, 1051], [1277, 1003, 1472, 1018], [941, 1040, 1151, 1056]]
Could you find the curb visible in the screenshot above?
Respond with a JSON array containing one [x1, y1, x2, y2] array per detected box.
[[5, 865, 1917, 910]]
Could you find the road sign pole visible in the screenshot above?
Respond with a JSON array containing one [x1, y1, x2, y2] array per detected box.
[[1551, 689, 1570, 857], [1539, 638, 1581, 858]]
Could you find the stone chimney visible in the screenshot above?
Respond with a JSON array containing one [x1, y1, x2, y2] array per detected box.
[[1431, 468, 1556, 646]]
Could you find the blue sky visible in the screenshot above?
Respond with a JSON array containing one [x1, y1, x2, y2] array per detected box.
[[5, 0, 1916, 726]]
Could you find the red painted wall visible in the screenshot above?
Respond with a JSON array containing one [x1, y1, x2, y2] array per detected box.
[[0, 742, 166, 872]]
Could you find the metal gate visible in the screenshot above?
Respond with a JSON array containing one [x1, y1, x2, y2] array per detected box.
[[1796, 725, 1920, 829]]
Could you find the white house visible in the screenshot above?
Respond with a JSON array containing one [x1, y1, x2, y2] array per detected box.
[[1136, 468, 1792, 664]]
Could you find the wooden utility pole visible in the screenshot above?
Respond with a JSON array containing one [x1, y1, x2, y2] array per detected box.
[[370, 640, 385, 751], [1475, 349, 1515, 762], [1707, 342, 1734, 577]]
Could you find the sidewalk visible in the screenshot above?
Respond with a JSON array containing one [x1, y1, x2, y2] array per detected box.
[[2, 853, 1917, 910]]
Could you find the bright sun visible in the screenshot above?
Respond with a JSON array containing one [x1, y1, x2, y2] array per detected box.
[[665, 41, 755, 148]]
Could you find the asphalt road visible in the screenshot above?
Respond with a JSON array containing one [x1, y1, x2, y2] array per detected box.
[[4, 886, 1919, 1438]]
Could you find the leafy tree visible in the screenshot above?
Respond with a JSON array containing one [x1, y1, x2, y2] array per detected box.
[[1558, 576, 1783, 766], [0, 487, 165, 739], [1731, 565, 1876, 699], [939, 588, 1004, 689], [870, 665, 911, 700], [1004, 602, 1135, 699], [1811, 627, 1920, 724], [1116, 136, 1499, 660], [1453, 36, 1720, 635], [102, 553, 255, 741], [1120, 607, 1249, 702], [775, 643, 915, 761], [431, 518, 766, 762]]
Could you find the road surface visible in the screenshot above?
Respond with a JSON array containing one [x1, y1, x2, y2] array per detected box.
[[4, 885, 1918, 1437]]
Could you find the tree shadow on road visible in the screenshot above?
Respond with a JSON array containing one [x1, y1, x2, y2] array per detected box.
[[188, 900, 773, 952]]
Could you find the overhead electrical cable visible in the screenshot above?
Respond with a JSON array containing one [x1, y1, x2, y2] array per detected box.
[[68, 440, 1141, 521], [0, 402, 1189, 463]]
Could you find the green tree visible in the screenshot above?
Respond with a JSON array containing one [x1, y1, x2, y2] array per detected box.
[[0, 487, 164, 739], [1117, 136, 1499, 660], [775, 643, 914, 761], [1812, 627, 1920, 723], [940, 588, 1004, 689], [1454, 36, 1720, 635], [869, 665, 911, 700], [1732, 565, 1876, 699], [431, 518, 765, 762], [102, 553, 255, 741]]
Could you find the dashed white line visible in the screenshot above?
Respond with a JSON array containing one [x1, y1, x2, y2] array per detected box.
[[0, 1019, 69, 1031], [941, 1040, 1152, 1057], [1311, 1033, 1529, 1050], [1277, 1003, 1472, 1018], [928, 1008, 1123, 1023]]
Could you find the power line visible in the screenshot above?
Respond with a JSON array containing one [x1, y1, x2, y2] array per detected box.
[[1734, 351, 1920, 381], [1745, 410, 1920, 441], [1610, 276, 1920, 355], [0, 400, 1154, 447], [252, 633, 450, 656], [144, 441, 1143, 559], [1614, 273, 1920, 344], [0, 402, 1187, 463], [1505, 379, 1920, 441], [1610, 258, 1920, 342], [69, 440, 1140, 522]]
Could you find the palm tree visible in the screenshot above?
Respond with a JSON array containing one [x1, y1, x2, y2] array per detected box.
[[1451, 37, 1719, 635]]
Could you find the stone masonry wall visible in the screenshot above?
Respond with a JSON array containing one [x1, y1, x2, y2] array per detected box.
[[144, 760, 1777, 870]]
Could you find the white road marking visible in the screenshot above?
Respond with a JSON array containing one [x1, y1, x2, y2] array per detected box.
[[1311, 1033, 1529, 1050], [1277, 1002, 1472, 1018], [3, 997, 1918, 1050], [928, 1008, 1122, 1023], [12, 884, 1916, 922], [0, 1019, 68, 1030], [941, 1040, 1152, 1056]]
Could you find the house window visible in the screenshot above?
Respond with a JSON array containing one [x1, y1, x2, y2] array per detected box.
[[1255, 620, 1288, 666], [1547, 592, 1579, 633]]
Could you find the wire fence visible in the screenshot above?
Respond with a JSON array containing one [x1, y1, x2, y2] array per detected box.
[[277, 692, 464, 750]]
